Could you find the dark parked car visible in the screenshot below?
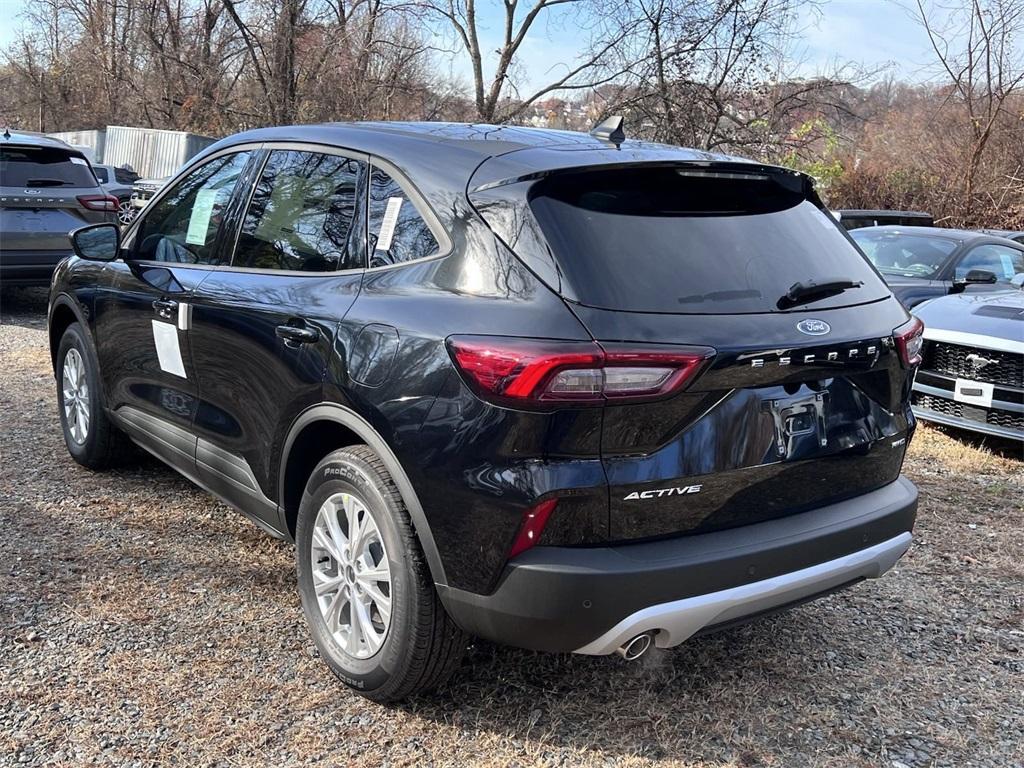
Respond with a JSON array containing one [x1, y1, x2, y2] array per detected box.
[[850, 226, 1024, 308], [48, 122, 922, 702], [979, 228, 1024, 245], [1, 131, 118, 286], [836, 209, 933, 230], [911, 285, 1024, 442]]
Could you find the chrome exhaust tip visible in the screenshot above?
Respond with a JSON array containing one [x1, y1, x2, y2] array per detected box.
[[616, 632, 654, 661]]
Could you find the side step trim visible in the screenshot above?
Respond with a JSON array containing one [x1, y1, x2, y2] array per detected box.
[[573, 532, 912, 655], [112, 405, 283, 537]]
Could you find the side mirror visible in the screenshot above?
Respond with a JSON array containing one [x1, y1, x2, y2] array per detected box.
[[951, 268, 998, 293], [70, 223, 121, 262], [963, 268, 998, 284]]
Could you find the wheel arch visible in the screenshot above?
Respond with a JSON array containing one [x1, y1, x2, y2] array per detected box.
[[279, 403, 448, 588], [48, 294, 93, 374]]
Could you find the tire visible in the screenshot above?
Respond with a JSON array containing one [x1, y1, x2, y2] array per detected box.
[[296, 445, 465, 702], [56, 323, 131, 470]]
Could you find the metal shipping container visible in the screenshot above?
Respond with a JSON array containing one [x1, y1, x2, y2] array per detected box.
[[46, 129, 107, 164], [103, 126, 217, 179]]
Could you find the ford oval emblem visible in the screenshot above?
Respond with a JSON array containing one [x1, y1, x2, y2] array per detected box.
[[797, 318, 831, 336]]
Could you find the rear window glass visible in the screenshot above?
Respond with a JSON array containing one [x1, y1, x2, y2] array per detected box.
[[0, 146, 98, 188], [850, 230, 958, 279], [518, 167, 889, 313]]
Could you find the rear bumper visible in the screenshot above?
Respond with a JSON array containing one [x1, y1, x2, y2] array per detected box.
[[439, 476, 917, 653], [0, 250, 71, 286]]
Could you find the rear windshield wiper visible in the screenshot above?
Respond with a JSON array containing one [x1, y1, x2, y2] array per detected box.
[[778, 278, 863, 309], [25, 178, 70, 187]]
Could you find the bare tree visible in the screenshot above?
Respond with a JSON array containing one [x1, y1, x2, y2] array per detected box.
[[912, 0, 1024, 215], [417, 0, 634, 122], [591, 0, 866, 161]]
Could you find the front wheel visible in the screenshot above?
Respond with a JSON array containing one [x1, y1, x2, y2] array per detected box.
[[296, 446, 465, 702], [56, 323, 131, 469]]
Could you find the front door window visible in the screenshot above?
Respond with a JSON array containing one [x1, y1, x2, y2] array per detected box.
[[134, 152, 253, 265]]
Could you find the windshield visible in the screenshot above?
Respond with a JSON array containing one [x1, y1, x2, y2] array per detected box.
[[0, 146, 98, 188], [488, 166, 890, 314], [850, 230, 958, 279]]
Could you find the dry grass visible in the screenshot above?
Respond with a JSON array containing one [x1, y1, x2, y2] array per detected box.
[[2, 287, 1022, 768]]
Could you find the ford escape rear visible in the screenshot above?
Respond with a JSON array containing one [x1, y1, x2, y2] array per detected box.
[[2, 131, 116, 285], [49, 121, 920, 702]]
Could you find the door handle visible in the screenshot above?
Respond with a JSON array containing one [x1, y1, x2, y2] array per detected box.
[[276, 323, 320, 346], [152, 298, 178, 320]]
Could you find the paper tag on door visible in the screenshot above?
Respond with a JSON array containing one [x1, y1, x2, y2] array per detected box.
[[953, 378, 993, 408], [375, 197, 403, 252], [152, 320, 187, 378], [185, 188, 218, 246]]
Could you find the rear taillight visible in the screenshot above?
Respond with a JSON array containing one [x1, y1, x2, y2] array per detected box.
[[77, 194, 119, 212], [894, 317, 925, 367], [507, 498, 558, 559], [447, 336, 714, 407]]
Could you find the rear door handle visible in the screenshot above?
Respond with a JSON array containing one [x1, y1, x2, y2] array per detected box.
[[152, 298, 178, 320], [276, 323, 320, 347]]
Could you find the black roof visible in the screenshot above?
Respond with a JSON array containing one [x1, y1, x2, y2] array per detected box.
[[837, 209, 932, 218], [198, 121, 787, 187], [850, 225, 1024, 245], [981, 228, 1024, 239]]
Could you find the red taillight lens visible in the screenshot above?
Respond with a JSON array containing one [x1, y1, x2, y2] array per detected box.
[[77, 194, 120, 212], [507, 498, 558, 559], [894, 317, 925, 367], [447, 336, 714, 407]]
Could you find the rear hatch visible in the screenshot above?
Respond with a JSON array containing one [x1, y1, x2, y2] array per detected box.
[[471, 159, 917, 541], [1, 143, 111, 254]]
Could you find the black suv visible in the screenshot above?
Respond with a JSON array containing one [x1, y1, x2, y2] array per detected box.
[[48, 122, 922, 702]]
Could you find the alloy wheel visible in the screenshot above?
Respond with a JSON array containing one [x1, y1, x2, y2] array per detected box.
[[62, 347, 90, 444], [311, 492, 393, 659], [117, 201, 137, 226]]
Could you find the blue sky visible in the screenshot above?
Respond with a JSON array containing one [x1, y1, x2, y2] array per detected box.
[[0, 0, 938, 92]]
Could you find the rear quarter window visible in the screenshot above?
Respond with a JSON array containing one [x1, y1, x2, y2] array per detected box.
[[0, 146, 98, 188], [367, 166, 440, 267], [512, 167, 890, 314]]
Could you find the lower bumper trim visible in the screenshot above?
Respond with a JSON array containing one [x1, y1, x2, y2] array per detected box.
[[574, 532, 911, 655], [912, 406, 1023, 441]]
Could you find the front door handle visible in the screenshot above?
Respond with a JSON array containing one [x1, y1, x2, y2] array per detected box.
[[152, 298, 178, 320], [276, 323, 320, 347]]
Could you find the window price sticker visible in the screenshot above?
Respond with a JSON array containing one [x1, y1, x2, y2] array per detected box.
[[375, 197, 403, 252]]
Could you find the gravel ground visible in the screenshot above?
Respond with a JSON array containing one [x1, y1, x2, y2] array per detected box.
[[2, 286, 1022, 768]]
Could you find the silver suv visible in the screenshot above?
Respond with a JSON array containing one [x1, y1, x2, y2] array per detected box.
[[1, 131, 117, 286]]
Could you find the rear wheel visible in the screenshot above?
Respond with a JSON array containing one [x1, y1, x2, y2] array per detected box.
[[116, 199, 137, 226], [56, 323, 131, 469], [296, 445, 465, 702]]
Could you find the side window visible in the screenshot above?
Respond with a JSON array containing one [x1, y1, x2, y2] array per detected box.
[[93, 167, 109, 183], [233, 150, 363, 272], [368, 166, 440, 267], [956, 244, 1024, 282], [134, 152, 252, 265]]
